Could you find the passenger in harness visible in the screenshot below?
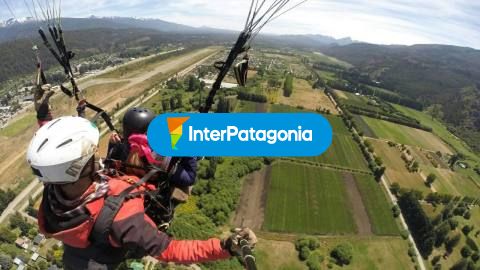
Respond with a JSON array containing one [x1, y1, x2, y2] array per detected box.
[[28, 86, 257, 270], [106, 107, 197, 228]]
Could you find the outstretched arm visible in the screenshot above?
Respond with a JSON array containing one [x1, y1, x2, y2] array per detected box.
[[110, 196, 230, 264]]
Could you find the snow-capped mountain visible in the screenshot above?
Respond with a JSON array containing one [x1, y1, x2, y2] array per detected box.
[[1, 17, 35, 27]]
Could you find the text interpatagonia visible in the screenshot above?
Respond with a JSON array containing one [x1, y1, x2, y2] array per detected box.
[[188, 125, 313, 144]]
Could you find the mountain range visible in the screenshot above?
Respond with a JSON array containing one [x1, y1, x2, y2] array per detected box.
[[0, 16, 354, 46], [0, 16, 478, 153]]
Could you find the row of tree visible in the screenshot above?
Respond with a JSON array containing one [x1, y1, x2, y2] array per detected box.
[[237, 91, 267, 103]]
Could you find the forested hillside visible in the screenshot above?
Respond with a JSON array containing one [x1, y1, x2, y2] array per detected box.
[[323, 43, 480, 153]]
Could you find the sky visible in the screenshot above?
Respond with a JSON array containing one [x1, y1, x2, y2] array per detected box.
[[1, 0, 479, 49]]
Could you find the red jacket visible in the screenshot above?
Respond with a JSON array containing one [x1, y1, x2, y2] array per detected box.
[[38, 174, 230, 268]]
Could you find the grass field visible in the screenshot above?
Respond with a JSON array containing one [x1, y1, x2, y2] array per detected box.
[[316, 237, 414, 270], [0, 113, 36, 137], [255, 239, 307, 270], [255, 236, 413, 270], [278, 79, 339, 114], [236, 100, 259, 112], [311, 52, 353, 68], [362, 116, 452, 154], [423, 167, 480, 197], [393, 104, 479, 164], [353, 174, 400, 235], [333, 90, 384, 113], [264, 162, 356, 234], [303, 134, 369, 171], [369, 139, 430, 193]]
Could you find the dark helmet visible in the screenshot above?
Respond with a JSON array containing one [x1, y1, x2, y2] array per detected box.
[[122, 107, 155, 138]]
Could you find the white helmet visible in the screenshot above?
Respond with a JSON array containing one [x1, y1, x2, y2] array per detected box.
[[27, 116, 100, 184]]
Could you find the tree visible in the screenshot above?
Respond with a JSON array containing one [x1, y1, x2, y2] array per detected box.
[[0, 253, 12, 270], [472, 252, 479, 262], [449, 219, 459, 230], [34, 260, 49, 270], [283, 74, 294, 97], [435, 223, 450, 247], [306, 251, 324, 270], [299, 246, 311, 261], [427, 104, 444, 120], [187, 76, 200, 92], [426, 173, 437, 186], [330, 243, 353, 266], [462, 225, 474, 236], [461, 246, 472, 258], [398, 192, 435, 258], [392, 205, 401, 218], [411, 161, 419, 172], [390, 183, 401, 196], [445, 233, 461, 253], [9, 212, 33, 236], [450, 258, 469, 270], [0, 226, 16, 243], [449, 154, 464, 170]]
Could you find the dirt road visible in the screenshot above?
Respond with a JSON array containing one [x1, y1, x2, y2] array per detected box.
[[342, 173, 373, 235], [233, 166, 271, 230]]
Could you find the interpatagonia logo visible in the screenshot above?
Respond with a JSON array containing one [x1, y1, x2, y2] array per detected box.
[[147, 113, 333, 157], [167, 117, 189, 150]]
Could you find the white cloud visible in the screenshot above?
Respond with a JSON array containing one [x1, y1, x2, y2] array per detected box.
[[1, 0, 479, 49]]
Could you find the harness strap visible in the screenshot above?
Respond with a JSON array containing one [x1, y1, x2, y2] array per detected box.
[[90, 169, 159, 246]]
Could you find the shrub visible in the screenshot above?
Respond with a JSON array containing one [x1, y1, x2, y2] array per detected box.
[[462, 225, 473, 236], [306, 251, 324, 270], [330, 243, 353, 266], [466, 237, 479, 252], [445, 234, 461, 253], [448, 218, 459, 230], [461, 246, 472, 258], [392, 205, 401, 218], [408, 247, 416, 257], [299, 246, 311, 261], [431, 255, 441, 265], [471, 252, 479, 262], [400, 230, 409, 240]]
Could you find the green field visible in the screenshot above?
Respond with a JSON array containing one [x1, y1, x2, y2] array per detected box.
[[303, 134, 369, 171], [310, 52, 353, 68], [353, 174, 400, 235], [353, 115, 377, 138], [264, 162, 356, 234], [393, 104, 479, 163], [315, 237, 414, 270], [362, 116, 452, 153], [369, 139, 431, 193], [0, 113, 36, 137], [325, 115, 350, 136], [235, 100, 259, 113], [422, 167, 480, 197]]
